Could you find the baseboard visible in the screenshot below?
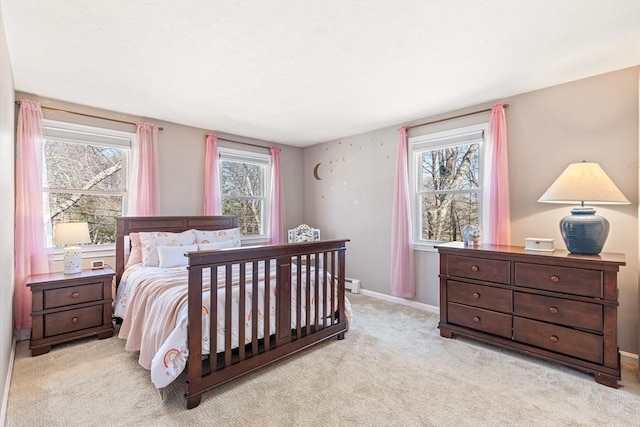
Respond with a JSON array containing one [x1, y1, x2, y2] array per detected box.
[[360, 289, 440, 314], [359, 289, 640, 365], [0, 337, 16, 427], [620, 350, 638, 366]]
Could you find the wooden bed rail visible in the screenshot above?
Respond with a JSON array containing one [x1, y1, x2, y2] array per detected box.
[[184, 239, 349, 409]]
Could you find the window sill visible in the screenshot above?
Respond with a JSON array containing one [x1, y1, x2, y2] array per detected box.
[[413, 242, 443, 253], [50, 244, 116, 262]]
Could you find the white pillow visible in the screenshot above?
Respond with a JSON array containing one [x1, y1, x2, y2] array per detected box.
[[139, 230, 197, 267], [157, 244, 198, 268], [198, 240, 235, 251], [194, 227, 242, 247]]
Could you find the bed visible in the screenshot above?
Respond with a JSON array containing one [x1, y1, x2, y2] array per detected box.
[[114, 215, 350, 409]]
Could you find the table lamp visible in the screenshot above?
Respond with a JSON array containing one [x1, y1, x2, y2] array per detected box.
[[55, 222, 91, 274], [538, 161, 629, 254]]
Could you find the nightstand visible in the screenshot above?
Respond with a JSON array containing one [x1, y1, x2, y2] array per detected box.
[[27, 267, 115, 356]]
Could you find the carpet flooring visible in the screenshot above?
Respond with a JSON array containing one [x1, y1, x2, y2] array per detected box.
[[5, 294, 640, 426]]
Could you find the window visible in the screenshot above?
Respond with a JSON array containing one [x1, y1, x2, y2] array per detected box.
[[42, 121, 133, 247], [410, 124, 487, 244], [219, 147, 271, 238]]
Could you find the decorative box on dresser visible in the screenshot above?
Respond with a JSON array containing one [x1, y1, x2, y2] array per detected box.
[[437, 242, 625, 387], [28, 268, 116, 356]]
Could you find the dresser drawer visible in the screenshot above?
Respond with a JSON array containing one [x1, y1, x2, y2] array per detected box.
[[447, 280, 512, 313], [514, 292, 603, 332], [44, 305, 103, 337], [447, 303, 512, 338], [514, 263, 602, 298], [44, 282, 104, 309], [513, 317, 603, 364], [447, 255, 510, 284]]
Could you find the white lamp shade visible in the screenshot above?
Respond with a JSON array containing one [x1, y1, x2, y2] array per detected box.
[[54, 222, 91, 246], [538, 162, 630, 205]]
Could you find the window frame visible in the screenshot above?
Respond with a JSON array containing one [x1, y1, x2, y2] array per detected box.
[[42, 120, 134, 256], [218, 146, 272, 244], [409, 123, 488, 250]]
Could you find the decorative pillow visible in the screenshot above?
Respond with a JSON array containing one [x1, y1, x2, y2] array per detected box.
[[197, 240, 236, 251], [194, 227, 242, 247], [124, 232, 142, 269], [157, 244, 198, 268], [139, 230, 197, 267]]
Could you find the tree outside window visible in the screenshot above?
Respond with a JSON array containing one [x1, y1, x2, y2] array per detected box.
[[411, 125, 486, 243], [42, 122, 131, 247], [219, 149, 270, 237]]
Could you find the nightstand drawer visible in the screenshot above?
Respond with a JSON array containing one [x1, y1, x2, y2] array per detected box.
[[447, 255, 510, 284], [514, 292, 603, 332], [447, 303, 512, 338], [44, 305, 103, 337], [514, 262, 603, 298], [447, 280, 512, 313], [514, 317, 603, 364], [43, 282, 104, 309]]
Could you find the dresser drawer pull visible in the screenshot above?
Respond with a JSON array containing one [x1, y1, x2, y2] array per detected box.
[[71, 317, 79, 324], [549, 307, 559, 314], [472, 292, 481, 299], [471, 265, 479, 272], [550, 335, 559, 343], [71, 292, 79, 298], [473, 316, 481, 323], [550, 275, 560, 283]]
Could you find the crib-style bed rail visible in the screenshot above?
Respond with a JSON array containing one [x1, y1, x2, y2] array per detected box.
[[185, 239, 349, 409]]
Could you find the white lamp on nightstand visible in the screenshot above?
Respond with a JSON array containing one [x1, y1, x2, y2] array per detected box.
[[55, 222, 91, 274]]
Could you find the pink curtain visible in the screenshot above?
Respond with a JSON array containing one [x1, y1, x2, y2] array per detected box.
[[482, 103, 511, 245], [203, 133, 221, 215], [131, 122, 160, 216], [391, 127, 415, 297], [14, 100, 49, 334], [269, 146, 284, 244]]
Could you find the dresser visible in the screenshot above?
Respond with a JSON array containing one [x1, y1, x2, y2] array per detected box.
[[28, 268, 115, 356], [437, 242, 625, 387]]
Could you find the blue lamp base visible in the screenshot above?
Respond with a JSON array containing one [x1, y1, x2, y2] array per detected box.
[[559, 207, 609, 255]]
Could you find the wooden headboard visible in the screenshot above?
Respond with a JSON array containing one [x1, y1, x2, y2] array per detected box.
[[114, 215, 238, 286]]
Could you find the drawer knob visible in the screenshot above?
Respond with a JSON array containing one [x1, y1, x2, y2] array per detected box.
[[472, 292, 481, 299], [550, 335, 559, 343], [550, 275, 560, 283], [71, 292, 79, 298], [549, 307, 559, 314], [473, 316, 481, 323], [471, 265, 479, 272], [71, 317, 79, 324]]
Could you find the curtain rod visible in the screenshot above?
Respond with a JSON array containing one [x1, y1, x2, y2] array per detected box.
[[216, 136, 271, 150], [406, 104, 509, 131], [14, 101, 164, 131]]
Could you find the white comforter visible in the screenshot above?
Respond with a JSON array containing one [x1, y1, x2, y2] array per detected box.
[[115, 263, 351, 388]]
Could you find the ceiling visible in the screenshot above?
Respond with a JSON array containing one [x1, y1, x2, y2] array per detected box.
[[1, 1, 639, 147]]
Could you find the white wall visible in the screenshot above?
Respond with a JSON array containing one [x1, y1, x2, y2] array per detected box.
[[304, 66, 640, 355], [0, 4, 15, 423]]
